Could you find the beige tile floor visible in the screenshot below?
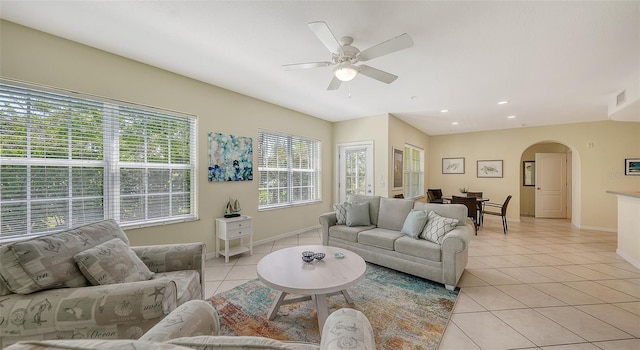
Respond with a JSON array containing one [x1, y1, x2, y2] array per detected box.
[[203, 217, 640, 350]]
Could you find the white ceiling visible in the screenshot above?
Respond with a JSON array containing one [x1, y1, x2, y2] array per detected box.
[[1, 1, 638, 135]]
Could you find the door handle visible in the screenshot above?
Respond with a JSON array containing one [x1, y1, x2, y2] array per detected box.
[[537, 187, 541, 190]]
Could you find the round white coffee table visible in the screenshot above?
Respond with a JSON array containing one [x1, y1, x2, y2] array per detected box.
[[257, 245, 366, 330]]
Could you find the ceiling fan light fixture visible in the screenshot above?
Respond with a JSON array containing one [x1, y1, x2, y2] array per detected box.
[[334, 65, 358, 82]]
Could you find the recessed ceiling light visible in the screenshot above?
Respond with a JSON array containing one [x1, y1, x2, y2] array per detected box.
[[507, 115, 516, 119], [441, 109, 449, 113], [451, 122, 459, 125], [498, 100, 509, 105]]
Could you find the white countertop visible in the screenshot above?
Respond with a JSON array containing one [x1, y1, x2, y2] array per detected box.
[[607, 191, 640, 199]]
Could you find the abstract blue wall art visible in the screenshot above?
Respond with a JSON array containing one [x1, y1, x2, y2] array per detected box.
[[208, 132, 253, 182]]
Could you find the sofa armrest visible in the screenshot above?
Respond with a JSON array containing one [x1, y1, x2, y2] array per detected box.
[[320, 308, 375, 350], [440, 223, 473, 289], [140, 300, 220, 342], [0, 279, 178, 338], [132, 242, 206, 297], [319, 212, 337, 246]]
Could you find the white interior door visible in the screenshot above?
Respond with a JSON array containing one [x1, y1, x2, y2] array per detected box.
[[337, 142, 374, 203], [535, 153, 567, 218]]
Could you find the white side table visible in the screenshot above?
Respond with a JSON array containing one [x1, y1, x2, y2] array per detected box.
[[215, 215, 253, 263]]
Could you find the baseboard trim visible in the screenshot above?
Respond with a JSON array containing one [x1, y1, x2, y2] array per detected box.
[[577, 225, 617, 233], [616, 249, 640, 269]]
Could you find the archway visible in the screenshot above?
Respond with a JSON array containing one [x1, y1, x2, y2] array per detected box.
[[520, 141, 581, 226]]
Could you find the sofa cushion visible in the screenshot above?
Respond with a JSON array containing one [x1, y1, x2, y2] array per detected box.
[[328, 225, 375, 243], [358, 228, 404, 250], [346, 202, 371, 227], [347, 195, 381, 226], [0, 219, 130, 294], [333, 202, 349, 225], [400, 210, 428, 239], [421, 211, 459, 244], [414, 202, 467, 226], [74, 238, 154, 285], [377, 198, 414, 231], [394, 236, 442, 261], [153, 270, 202, 304]]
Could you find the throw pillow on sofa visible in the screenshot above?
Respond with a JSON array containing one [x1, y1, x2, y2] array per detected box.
[[346, 202, 371, 227], [74, 238, 154, 285], [401, 210, 429, 239], [333, 202, 349, 225], [421, 211, 459, 244]]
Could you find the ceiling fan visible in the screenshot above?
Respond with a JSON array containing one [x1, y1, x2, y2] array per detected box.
[[283, 21, 414, 90]]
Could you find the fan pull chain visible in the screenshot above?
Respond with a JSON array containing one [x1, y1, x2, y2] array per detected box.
[[348, 84, 352, 99]]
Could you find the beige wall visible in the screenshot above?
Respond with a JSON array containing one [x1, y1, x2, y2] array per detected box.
[[333, 114, 389, 198], [388, 114, 429, 199], [429, 121, 640, 230], [1, 20, 334, 248]]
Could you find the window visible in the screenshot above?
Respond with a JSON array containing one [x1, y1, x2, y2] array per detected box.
[[404, 144, 424, 199], [258, 130, 320, 209], [0, 81, 197, 239]]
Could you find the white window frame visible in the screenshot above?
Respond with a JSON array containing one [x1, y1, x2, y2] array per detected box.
[[258, 130, 321, 210], [404, 144, 424, 199], [0, 80, 197, 239]]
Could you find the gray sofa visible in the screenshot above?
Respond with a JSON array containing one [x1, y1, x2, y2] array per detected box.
[[6, 299, 376, 350], [0, 220, 206, 347], [319, 195, 473, 290]]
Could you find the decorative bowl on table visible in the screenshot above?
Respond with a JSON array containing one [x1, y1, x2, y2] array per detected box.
[[301, 251, 315, 263], [314, 252, 325, 261]]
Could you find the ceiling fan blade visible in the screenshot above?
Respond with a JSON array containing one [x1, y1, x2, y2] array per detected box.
[[359, 33, 414, 61], [308, 21, 343, 54], [282, 62, 332, 70], [327, 76, 342, 90], [358, 65, 398, 84]]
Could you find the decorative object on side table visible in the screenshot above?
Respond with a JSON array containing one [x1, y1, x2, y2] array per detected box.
[[314, 252, 325, 261], [458, 187, 469, 196], [224, 197, 241, 218]]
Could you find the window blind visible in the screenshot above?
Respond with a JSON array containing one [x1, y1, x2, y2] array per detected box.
[[258, 130, 320, 209], [404, 144, 424, 199], [0, 81, 197, 239]]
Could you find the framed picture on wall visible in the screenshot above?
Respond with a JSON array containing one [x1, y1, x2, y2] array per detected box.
[[625, 158, 640, 175], [392, 147, 404, 189], [477, 160, 503, 178], [523, 161, 535, 186], [442, 157, 465, 174]]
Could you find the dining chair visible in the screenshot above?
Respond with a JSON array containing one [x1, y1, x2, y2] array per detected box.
[[451, 195, 479, 235], [483, 195, 512, 234], [466, 191, 484, 226], [427, 189, 444, 204]]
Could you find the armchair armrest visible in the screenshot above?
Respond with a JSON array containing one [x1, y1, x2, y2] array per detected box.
[[0, 279, 178, 338], [321, 308, 375, 350], [140, 300, 220, 342], [319, 212, 337, 246], [132, 242, 206, 297]]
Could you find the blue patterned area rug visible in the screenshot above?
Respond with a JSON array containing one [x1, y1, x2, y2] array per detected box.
[[209, 263, 458, 349]]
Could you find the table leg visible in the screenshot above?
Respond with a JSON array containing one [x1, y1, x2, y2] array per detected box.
[[314, 294, 329, 330], [341, 290, 355, 305], [267, 291, 287, 320]]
